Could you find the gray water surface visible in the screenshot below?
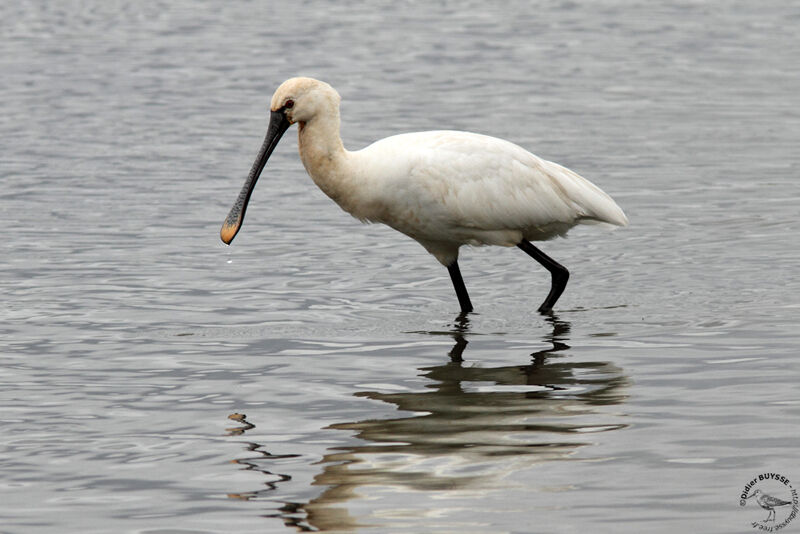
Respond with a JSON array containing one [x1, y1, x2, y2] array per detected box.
[[2, 1, 799, 532]]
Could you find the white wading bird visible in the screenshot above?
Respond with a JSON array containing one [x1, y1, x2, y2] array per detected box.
[[221, 77, 628, 314]]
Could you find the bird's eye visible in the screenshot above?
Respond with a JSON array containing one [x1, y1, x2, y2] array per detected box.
[[284, 99, 294, 109]]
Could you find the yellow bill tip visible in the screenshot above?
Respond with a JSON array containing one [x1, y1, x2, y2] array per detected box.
[[220, 219, 241, 245]]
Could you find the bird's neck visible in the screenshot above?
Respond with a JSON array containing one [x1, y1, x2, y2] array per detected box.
[[297, 110, 355, 208]]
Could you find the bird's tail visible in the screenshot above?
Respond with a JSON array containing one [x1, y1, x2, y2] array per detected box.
[[549, 161, 628, 227]]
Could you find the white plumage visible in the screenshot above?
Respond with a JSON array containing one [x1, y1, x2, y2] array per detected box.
[[350, 130, 627, 264], [221, 77, 627, 313]]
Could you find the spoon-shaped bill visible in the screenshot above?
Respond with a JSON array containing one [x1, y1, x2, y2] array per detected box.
[[220, 110, 291, 244]]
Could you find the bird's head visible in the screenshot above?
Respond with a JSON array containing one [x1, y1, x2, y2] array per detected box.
[[747, 490, 762, 499], [270, 77, 340, 125], [220, 77, 339, 245]]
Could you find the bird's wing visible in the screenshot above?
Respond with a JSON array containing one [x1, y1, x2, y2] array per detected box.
[[762, 494, 793, 507], [395, 131, 627, 232]]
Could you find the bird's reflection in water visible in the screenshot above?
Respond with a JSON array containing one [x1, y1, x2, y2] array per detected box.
[[225, 414, 299, 509], [229, 314, 629, 531]]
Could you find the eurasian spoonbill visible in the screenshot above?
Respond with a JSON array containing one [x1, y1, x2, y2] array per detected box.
[[221, 77, 627, 313]]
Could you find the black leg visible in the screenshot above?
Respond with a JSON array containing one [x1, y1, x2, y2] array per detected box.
[[516, 240, 569, 313], [447, 260, 473, 313]]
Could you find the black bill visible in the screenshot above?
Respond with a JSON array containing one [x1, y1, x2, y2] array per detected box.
[[220, 110, 291, 244]]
